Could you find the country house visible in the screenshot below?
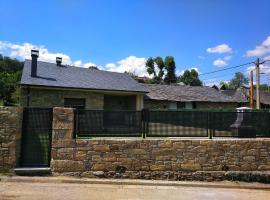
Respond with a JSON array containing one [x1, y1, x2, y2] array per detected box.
[[20, 50, 251, 110]]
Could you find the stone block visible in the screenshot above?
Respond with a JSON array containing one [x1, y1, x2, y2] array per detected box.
[[75, 150, 87, 161], [93, 145, 110, 151], [243, 156, 256, 162], [181, 163, 201, 171]]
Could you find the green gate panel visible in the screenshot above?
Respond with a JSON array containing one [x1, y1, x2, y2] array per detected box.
[[21, 108, 52, 167]]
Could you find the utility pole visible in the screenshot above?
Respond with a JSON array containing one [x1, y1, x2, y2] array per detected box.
[[255, 58, 260, 109], [249, 70, 254, 109]]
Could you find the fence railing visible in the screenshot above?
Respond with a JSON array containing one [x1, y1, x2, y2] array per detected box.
[[75, 110, 142, 137], [75, 109, 270, 138]]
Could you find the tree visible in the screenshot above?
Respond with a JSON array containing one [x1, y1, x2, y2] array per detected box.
[[0, 55, 23, 105], [219, 81, 230, 90], [145, 56, 177, 84], [145, 57, 165, 84], [88, 66, 99, 70], [164, 56, 177, 84], [178, 69, 202, 86], [228, 72, 249, 89]]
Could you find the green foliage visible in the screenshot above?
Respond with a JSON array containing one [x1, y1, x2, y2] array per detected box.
[[0, 54, 23, 72], [164, 56, 177, 84], [219, 81, 230, 90], [145, 56, 177, 84], [178, 69, 202, 86], [228, 72, 249, 89], [259, 84, 270, 91], [0, 54, 23, 105], [88, 66, 99, 70]]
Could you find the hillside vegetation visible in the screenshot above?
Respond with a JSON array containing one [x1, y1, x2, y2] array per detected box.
[[0, 55, 23, 105]]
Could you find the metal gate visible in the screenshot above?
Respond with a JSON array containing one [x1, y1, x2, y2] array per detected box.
[[20, 108, 53, 167]]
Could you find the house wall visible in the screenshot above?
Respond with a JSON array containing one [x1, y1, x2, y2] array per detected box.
[[196, 102, 238, 109], [21, 87, 104, 109], [104, 95, 136, 110], [144, 100, 169, 110], [21, 87, 144, 110], [144, 100, 239, 110]]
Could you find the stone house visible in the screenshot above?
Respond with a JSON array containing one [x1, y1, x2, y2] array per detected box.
[[143, 84, 248, 110], [20, 50, 251, 111], [20, 50, 147, 110]]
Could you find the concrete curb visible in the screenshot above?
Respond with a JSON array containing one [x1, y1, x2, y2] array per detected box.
[[1, 176, 270, 190]]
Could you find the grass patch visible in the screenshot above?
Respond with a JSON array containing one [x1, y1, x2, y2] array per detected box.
[[0, 99, 3, 106]]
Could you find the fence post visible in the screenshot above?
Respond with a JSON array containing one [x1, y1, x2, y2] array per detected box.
[[141, 109, 149, 139], [208, 112, 213, 139], [74, 109, 78, 139]]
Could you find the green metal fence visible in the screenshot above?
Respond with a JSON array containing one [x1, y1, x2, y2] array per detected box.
[[75, 109, 270, 138]]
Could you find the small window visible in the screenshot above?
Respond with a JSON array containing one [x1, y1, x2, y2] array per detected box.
[[64, 98, 85, 109], [177, 102, 185, 109], [169, 102, 177, 110]]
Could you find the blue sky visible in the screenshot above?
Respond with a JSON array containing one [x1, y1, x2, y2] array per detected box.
[[0, 0, 270, 85]]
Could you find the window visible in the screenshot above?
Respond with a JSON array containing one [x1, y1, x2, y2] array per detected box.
[[64, 98, 86, 109], [177, 102, 185, 109], [177, 102, 196, 109], [168, 102, 177, 110]]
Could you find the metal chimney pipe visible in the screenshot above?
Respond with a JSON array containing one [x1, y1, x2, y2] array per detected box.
[[31, 49, 39, 77], [56, 57, 62, 66]]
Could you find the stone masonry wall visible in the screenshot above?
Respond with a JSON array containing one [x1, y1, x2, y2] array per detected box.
[[20, 87, 104, 109], [0, 107, 22, 172], [51, 107, 270, 180]]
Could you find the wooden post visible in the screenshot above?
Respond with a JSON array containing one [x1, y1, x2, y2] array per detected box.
[[255, 58, 260, 109], [250, 70, 254, 109]]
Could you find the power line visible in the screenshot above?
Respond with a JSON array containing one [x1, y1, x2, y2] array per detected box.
[[199, 61, 255, 76], [201, 69, 248, 82]]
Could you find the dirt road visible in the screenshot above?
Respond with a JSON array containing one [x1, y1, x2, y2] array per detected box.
[[1, 180, 270, 200]]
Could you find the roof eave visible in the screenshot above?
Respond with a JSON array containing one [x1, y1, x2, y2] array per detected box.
[[20, 83, 149, 94]]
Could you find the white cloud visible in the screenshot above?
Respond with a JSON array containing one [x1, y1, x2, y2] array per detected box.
[[246, 36, 270, 57], [213, 58, 227, 67], [207, 44, 232, 54], [264, 55, 270, 61], [223, 56, 232, 61], [105, 56, 148, 77], [0, 40, 96, 68], [246, 65, 270, 74]]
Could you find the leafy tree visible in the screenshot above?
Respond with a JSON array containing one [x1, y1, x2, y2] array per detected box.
[[145, 56, 177, 84], [145, 57, 165, 84], [228, 72, 249, 89], [178, 69, 202, 86], [88, 66, 99, 70], [0, 54, 23, 72], [164, 56, 177, 84], [259, 84, 270, 91], [0, 54, 23, 105], [219, 81, 230, 90]]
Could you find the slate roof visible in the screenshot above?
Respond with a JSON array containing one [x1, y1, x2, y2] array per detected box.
[[20, 60, 148, 93], [143, 84, 237, 102], [257, 91, 270, 105], [220, 89, 248, 103], [241, 88, 270, 105]]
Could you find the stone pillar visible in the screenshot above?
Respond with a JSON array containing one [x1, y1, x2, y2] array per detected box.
[[0, 107, 23, 172], [52, 107, 74, 141], [51, 107, 75, 168], [136, 94, 144, 110]]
